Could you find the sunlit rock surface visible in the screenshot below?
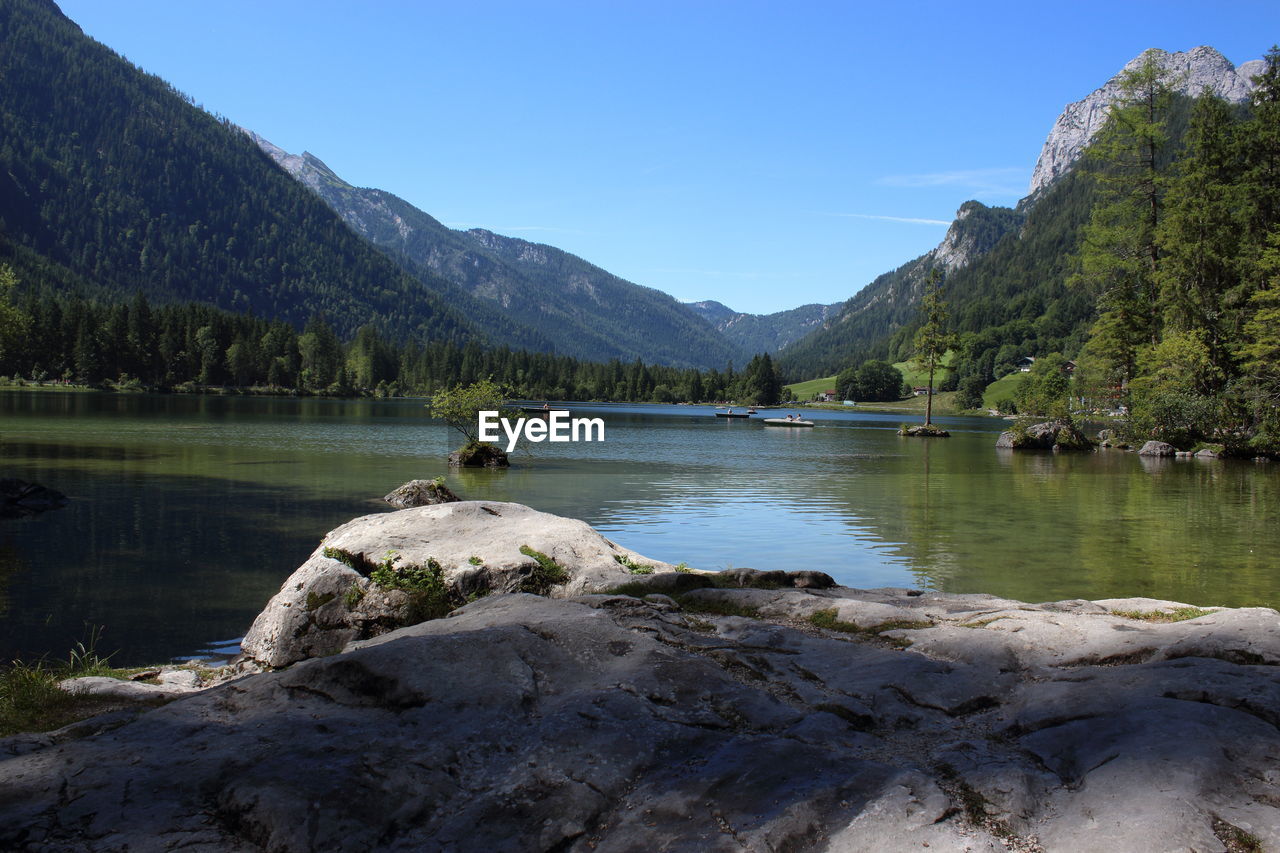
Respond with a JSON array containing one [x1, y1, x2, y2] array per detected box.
[[3, 508, 1278, 851]]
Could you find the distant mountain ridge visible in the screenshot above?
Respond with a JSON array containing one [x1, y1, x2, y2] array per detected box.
[[249, 134, 745, 370], [685, 300, 841, 355]]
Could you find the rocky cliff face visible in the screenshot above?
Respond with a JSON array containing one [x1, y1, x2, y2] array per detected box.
[[930, 200, 1022, 273], [1028, 46, 1264, 197]]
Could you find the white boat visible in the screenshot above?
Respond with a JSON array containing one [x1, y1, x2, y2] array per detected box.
[[762, 418, 814, 427]]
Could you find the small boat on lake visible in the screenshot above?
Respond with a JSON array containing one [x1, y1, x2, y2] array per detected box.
[[715, 411, 751, 419], [520, 405, 570, 415], [762, 418, 814, 427]]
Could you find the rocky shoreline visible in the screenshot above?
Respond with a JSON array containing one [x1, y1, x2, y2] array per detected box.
[[3, 502, 1279, 851]]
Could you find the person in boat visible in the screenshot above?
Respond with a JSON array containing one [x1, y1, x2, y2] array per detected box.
[[726, 408, 733, 414], [542, 402, 550, 410], [785, 414, 794, 421]]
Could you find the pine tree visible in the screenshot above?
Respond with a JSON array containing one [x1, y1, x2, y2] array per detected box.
[[911, 268, 956, 427], [1075, 51, 1176, 386], [1155, 91, 1242, 383], [1241, 46, 1280, 255], [1235, 46, 1280, 445]]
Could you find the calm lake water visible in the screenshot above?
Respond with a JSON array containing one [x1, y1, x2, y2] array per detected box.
[[1, 391, 1277, 665]]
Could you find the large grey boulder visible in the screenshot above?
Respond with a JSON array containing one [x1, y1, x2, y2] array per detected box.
[[1139, 440, 1178, 457], [4, 586, 1280, 851], [240, 501, 669, 668], [996, 420, 1092, 452]]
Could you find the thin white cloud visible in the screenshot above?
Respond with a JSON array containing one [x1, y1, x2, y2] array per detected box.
[[828, 213, 951, 226], [875, 167, 1029, 197]]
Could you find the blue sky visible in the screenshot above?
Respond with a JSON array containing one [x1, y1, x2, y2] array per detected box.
[[56, 0, 1280, 315]]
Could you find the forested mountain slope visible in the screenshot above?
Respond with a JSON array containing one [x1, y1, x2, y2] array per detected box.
[[777, 202, 1025, 378], [0, 0, 488, 343], [778, 47, 1263, 382], [250, 136, 746, 370]]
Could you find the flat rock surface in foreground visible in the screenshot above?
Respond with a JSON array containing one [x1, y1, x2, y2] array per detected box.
[[4, 586, 1280, 851]]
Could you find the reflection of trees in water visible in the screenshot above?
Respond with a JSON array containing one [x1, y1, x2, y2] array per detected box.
[[0, 538, 29, 619], [895, 446, 1280, 607]]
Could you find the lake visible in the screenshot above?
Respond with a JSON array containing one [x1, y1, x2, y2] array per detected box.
[[1, 390, 1276, 665]]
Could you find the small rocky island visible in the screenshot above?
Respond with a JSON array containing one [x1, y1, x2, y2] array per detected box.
[[3, 501, 1279, 851]]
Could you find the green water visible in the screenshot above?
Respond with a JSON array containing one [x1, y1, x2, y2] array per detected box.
[[1, 390, 1276, 664]]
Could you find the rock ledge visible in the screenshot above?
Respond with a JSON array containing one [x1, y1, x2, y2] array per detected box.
[[4, 506, 1278, 852]]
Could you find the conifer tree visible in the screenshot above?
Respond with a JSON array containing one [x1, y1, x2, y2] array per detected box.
[[911, 268, 955, 427], [1155, 91, 1242, 383], [1075, 51, 1175, 387]]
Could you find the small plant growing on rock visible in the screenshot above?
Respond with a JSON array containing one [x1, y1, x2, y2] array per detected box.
[[369, 551, 456, 622], [370, 551, 442, 591], [810, 609, 930, 645], [613, 553, 654, 574], [468, 555, 483, 566], [1213, 818, 1264, 852], [518, 545, 569, 594]]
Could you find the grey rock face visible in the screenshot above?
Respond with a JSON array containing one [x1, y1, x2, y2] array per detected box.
[[9, 505, 1280, 851], [240, 502, 667, 668], [383, 478, 460, 508], [1029, 46, 1261, 197], [1139, 439, 1178, 457], [4, 586, 1279, 851]]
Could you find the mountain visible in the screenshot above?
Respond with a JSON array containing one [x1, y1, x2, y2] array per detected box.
[[778, 201, 1025, 377], [1027, 46, 1262, 197], [0, 0, 478, 344], [685, 300, 841, 356], [249, 135, 745, 370], [780, 45, 1263, 380]]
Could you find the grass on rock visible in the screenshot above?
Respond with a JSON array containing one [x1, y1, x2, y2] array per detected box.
[[1110, 607, 1215, 622], [0, 627, 152, 737]]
